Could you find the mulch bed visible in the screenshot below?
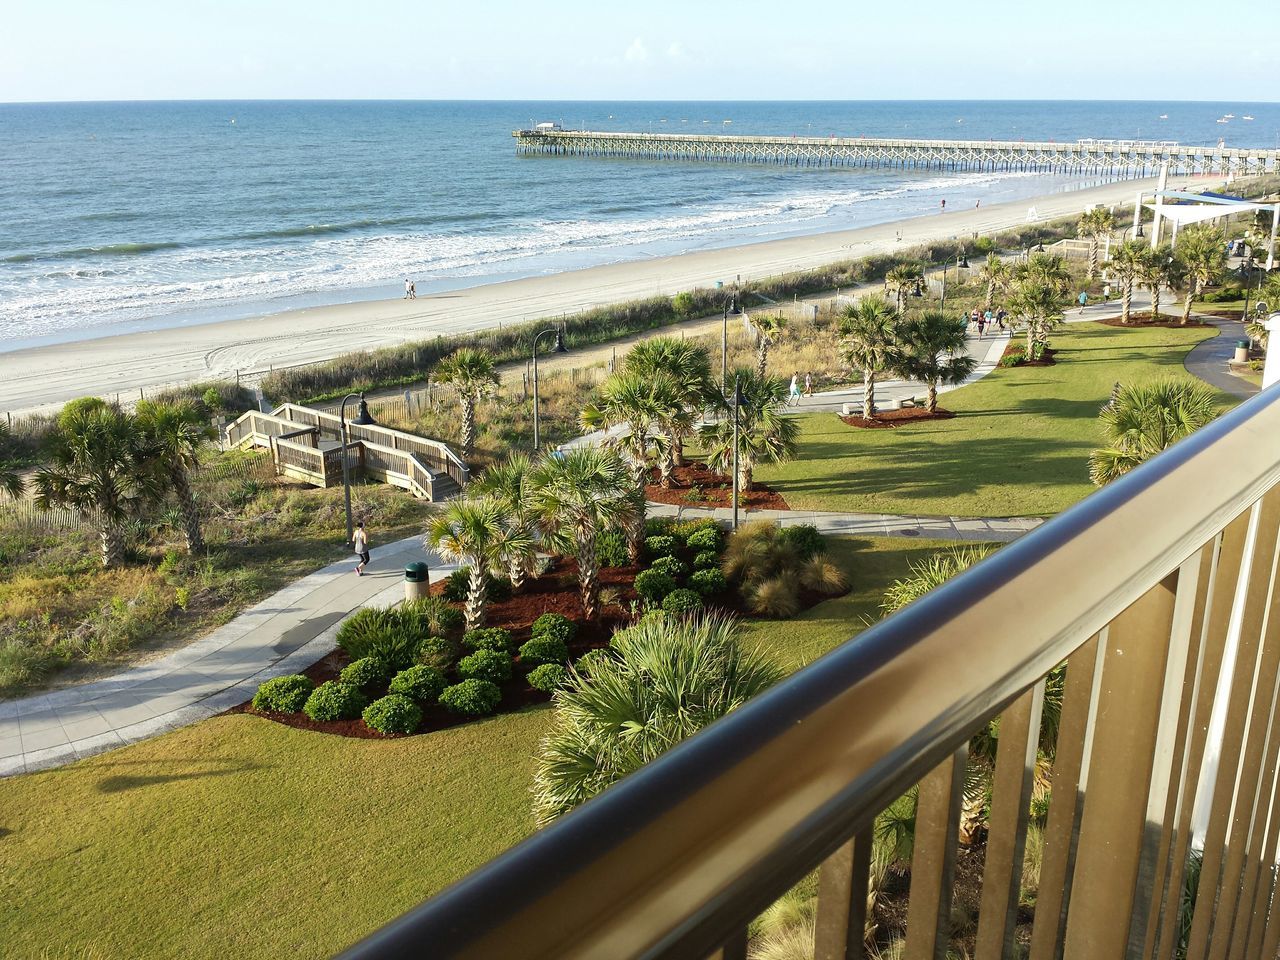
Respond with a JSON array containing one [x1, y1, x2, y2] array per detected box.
[[645, 461, 789, 510], [999, 343, 1058, 367], [840, 407, 955, 429], [1097, 313, 1210, 329]]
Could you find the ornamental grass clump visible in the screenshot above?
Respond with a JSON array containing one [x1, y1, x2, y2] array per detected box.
[[440, 678, 502, 716], [362, 694, 423, 735], [532, 611, 782, 825], [251, 674, 314, 713], [303, 681, 368, 722], [388, 665, 448, 704], [457, 648, 512, 684]]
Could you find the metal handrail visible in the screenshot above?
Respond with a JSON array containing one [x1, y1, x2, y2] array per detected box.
[[340, 383, 1280, 960]]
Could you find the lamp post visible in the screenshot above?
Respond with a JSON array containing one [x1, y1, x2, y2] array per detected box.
[[730, 376, 745, 531], [340, 392, 376, 545], [940, 248, 970, 313], [721, 301, 730, 392], [531, 326, 567, 449]]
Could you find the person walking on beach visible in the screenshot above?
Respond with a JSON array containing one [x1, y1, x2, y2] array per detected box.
[[353, 521, 371, 576], [404, 279, 412, 299], [940, 199, 946, 212], [789, 373, 802, 405], [409, 280, 417, 299]]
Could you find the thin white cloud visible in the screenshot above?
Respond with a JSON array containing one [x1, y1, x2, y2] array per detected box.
[[624, 38, 649, 63], [667, 41, 688, 60]]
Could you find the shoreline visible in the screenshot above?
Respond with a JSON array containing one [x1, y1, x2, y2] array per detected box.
[[0, 174, 1216, 415]]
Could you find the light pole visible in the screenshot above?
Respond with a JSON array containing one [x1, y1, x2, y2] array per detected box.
[[721, 301, 730, 392], [340, 392, 376, 545], [940, 248, 969, 313], [531, 326, 567, 450], [730, 376, 744, 530]]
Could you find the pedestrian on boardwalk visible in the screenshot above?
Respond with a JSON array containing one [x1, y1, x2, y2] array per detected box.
[[353, 521, 371, 576], [803, 371, 813, 397], [789, 372, 802, 405], [404, 279, 412, 299]]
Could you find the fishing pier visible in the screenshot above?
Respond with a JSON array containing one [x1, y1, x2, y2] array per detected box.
[[513, 129, 1280, 176]]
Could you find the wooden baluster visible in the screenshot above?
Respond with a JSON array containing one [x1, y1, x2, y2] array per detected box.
[[903, 747, 967, 960], [815, 827, 873, 960]]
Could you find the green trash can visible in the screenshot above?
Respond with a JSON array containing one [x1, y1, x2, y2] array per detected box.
[[404, 561, 430, 602], [1235, 340, 1251, 363]]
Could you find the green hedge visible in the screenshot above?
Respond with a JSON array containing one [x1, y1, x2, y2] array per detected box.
[[362, 694, 423, 735], [251, 674, 314, 713]]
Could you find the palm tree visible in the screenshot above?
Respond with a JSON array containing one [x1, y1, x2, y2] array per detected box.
[[1135, 244, 1178, 321], [885, 311, 978, 413], [699, 368, 800, 492], [979, 253, 1011, 310], [747, 313, 787, 377], [32, 406, 163, 568], [1012, 251, 1072, 296], [622, 337, 715, 465], [1005, 278, 1067, 356], [885, 262, 924, 313], [0, 422, 23, 501], [469, 454, 541, 590], [1176, 224, 1228, 325], [1107, 240, 1147, 324], [434, 347, 499, 460], [839, 295, 899, 420], [530, 447, 633, 620], [135, 400, 215, 554], [1077, 207, 1115, 279], [1088, 380, 1219, 486], [532, 611, 782, 825], [427, 496, 528, 629]]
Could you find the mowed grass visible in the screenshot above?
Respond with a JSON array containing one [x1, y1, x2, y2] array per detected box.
[[755, 321, 1231, 518], [0, 535, 956, 960]]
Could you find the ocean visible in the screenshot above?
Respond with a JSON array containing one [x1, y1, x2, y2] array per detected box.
[[1, 99, 1277, 351]]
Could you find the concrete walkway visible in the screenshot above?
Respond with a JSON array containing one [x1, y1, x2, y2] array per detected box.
[[1183, 318, 1259, 401], [0, 537, 454, 777]]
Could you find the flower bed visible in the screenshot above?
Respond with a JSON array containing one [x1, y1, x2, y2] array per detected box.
[[644, 461, 789, 510], [1098, 313, 1210, 329], [839, 408, 956, 429]]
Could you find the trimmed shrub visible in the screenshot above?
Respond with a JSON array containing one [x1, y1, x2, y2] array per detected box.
[[303, 681, 368, 722], [444, 568, 511, 602], [693, 550, 720, 570], [401, 596, 464, 637], [597, 530, 629, 568], [531, 613, 577, 645], [685, 526, 723, 554], [645, 516, 676, 539], [527, 663, 568, 693], [389, 665, 448, 703], [650, 556, 688, 581], [362, 694, 422, 735], [780, 525, 826, 561], [339, 656, 392, 690], [662, 588, 704, 614], [416, 635, 458, 671], [519, 635, 570, 667], [690, 568, 728, 596], [251, 674, 314, 713], [463, 627, 514, 652], [634, 568, 677, 603], [644, 535, 679, 560], [457, 648, 513, 684], [672, 516, 720, 542], [439, 678, 502, 716], [574, 648, 612, 676]]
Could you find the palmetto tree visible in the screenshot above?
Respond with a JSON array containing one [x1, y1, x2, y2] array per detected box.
[[0, 422, 23, 500], [1107, 239, 1148, 324], [839, 294, 899, 420], [747, 313, 787, 377], [885, 262, 924, 314], [531, 447, 633, 620], [1012, 251, 1072, 296], [532, 611, 782, 825], [1088, 380, 1219, 486], [434, 347, 499, 460], [428, 496, 529, 629], [885, 311, 978, 413], [979, 253, 1011, 310], [1135, 244, 1178, 321], [1006, 278, 1068, 356], [469, 454, 541, 591], [699, 368, 800, 492], [1077, 207, 1115, 279], [135, 400, 215, 554], [33, 405, 164, 568], [1176, 224, 1228, 325], [622, 337, 715, 465]]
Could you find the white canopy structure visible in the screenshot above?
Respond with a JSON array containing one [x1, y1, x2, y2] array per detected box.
[[1136, 166, 1278, 269]]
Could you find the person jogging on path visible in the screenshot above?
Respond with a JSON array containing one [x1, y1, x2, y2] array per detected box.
[[789, 373, 802, 405], [1078, 291, 1088, 314], [353, 522, 371, 576]]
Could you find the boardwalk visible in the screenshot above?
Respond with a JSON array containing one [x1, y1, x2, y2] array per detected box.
[[514, 129, 1280, 177]]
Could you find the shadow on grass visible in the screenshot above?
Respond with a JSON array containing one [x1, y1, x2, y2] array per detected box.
[[97, 762, 265, 794]]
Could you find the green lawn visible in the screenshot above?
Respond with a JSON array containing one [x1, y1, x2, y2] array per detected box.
[[755, 321, 1230, 518], [0, 535, 961, 960]]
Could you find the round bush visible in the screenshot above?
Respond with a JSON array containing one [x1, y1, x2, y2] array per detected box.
[[693, 550, 720, 570], [251, 674, 314, 713], [662, 588, 704, 614], [439, 679, 502, 716], [339, 656, 392, 689], [303, 681, 368, 722], [644, 535, 680, 560], [388, 664, 448, 703], [457, 648, 513, 684], [685, 526, 724, 554], [416, 635, 458, 671], [527, 663, 568, 693], [649, 555, 688, 581], [463, 627, 514, 652], [519, 635, 569, 667], [634, 568, 677, 603], [780, 524, 826, 561], [690, 568, 728, 596], [362, 694, 423, 735], [531, 612, 577, 645], [574, 648, 612, 676]]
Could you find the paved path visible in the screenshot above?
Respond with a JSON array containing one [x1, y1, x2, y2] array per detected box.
[[1183, 318, 1259, 400], [0, 537, 453, 777]]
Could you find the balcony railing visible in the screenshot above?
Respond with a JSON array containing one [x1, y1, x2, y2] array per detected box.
[[340, 383, 1280, 960]]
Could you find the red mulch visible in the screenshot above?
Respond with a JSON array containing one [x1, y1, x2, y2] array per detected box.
[[645, 461, 789, 510], [1000, 343, 1058, 367], [1097, 313, 1210, 329], [840, 407, 955, 429]]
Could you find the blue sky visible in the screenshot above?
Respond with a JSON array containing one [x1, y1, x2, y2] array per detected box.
[[3, 0, 1276, 103]]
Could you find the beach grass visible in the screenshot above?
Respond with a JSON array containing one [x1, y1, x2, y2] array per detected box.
[[754, 321, 1231, 518], [0, 534, 953, 960]]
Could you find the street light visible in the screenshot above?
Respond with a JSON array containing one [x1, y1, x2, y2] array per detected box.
[[531, 326, 567, 449], [721, 301, 731, 393], [730, 376, 746, 531], [940, 248, 969, 312], [340, 392, 376, 545]]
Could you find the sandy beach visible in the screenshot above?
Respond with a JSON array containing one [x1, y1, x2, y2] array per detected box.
[[0, 174, 1215, 416]]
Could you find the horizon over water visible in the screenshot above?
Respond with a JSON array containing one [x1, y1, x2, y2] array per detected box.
[[1, 99, 1277, 353]]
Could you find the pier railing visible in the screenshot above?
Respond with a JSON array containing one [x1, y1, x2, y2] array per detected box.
[[340, 381, 1280, 959]]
